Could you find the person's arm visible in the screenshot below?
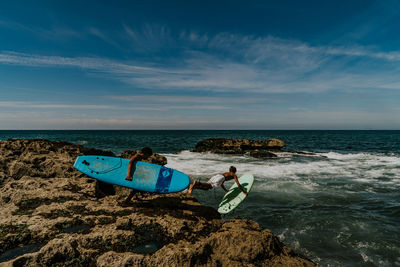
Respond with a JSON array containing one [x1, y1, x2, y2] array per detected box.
[[125, 153, 142, 180], [220, 181, 228, 193], [233, 174, 248, 196]]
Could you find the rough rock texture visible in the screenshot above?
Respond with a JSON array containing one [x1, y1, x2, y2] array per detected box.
[[0, 139, 315, 267], [0, 139, 114, 185], [249, 151, 278, 159], [192, 138, 323, 159], [193, 138, 286, 158]]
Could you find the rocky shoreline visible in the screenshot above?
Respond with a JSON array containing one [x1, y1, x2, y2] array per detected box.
[[0, 139, 315, 266]]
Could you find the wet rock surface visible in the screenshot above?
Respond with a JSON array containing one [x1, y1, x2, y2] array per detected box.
[[193, 138, 285, 157], [193, 138, 323, 159], [0, 139, 315, 266], [249, 150, 279, 159]]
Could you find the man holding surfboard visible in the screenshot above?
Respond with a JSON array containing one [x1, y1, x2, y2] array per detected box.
[[122, 147, 153, 204], [188, 166, 248, 196]]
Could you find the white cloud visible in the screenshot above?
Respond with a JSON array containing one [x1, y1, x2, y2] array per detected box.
[[1, 108, 398, 130], [0, 101, 115, 109], [0, 100, 232, 111], [1, 31, 400, 95], [107, 94, 262, 104], [123, 23, 175, 52], [0, 19, 83, 40]]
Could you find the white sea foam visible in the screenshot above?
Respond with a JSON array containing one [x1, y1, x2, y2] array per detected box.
[[164, 150, 400, 191], [163, 149, 400, 267], [168, 151, 395, 175], [320, 151, 400, 166]]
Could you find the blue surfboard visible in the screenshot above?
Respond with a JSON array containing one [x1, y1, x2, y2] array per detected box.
[[74, 155, 189, 193]]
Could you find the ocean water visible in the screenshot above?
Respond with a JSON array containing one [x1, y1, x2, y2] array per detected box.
[[1, 130, 399, 266]]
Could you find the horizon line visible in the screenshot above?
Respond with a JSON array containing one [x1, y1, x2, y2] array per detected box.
[[0, 129, 399, 131]]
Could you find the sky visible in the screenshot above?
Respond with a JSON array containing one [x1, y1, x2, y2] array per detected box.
[[0, 0, 400, 129]]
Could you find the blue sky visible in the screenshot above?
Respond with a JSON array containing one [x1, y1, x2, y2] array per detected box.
[[0, 0, 400, 129]]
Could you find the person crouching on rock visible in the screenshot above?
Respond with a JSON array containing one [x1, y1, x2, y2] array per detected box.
[[122, 146, 153, 205], [188, 166, 248, 196]]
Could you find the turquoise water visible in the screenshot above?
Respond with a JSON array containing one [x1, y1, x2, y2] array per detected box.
[[1, 130, 399, 266]]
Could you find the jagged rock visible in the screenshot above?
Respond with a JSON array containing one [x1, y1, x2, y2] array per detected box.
[[0, 139, 315, 266], [249, 150, 278, 159], [266, 138, 286, 149], [8, 161, 30, 180], [96, 219, 314, 267], [0, 139, 114, 185], [193, 138, 285, 157]]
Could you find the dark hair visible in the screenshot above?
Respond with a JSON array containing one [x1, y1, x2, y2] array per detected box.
[[141, 147, 153, 155], [229, 166, 236, 173]]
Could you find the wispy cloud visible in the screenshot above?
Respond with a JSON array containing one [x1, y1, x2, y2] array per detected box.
[[0, 100, 230, 111], [107, 95, 263, 104], [2, 108, 398, 130], [0, 101, 115, 109], [123, 23, 174, 52], [1, 31, 400, 95], [0, 113, 276, 130], [0, 19, 83, 40], [86, 27, 121, 49]]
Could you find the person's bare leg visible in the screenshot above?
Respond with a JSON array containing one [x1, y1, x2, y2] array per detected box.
[[188, 180, 198, 195], [188, 181, 213, 194], [122, 190, 141, 205]]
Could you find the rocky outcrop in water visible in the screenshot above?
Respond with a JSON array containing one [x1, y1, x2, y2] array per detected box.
[[0, 139, 315, 266], [193, 138, 285, 158]]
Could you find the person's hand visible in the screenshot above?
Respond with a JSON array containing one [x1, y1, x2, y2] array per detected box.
[[243, 191, 248, 196], [125, 175, 133, 181]]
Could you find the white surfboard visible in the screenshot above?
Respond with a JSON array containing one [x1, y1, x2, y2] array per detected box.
[[217, 174, 254, 214]]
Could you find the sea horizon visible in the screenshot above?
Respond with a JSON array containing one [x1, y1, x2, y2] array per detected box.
[[1, 129, 400, 131]]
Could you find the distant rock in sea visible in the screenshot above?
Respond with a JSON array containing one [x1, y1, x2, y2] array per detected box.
[[0, 139, 315, 266], [193, 138, 285, 158]]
